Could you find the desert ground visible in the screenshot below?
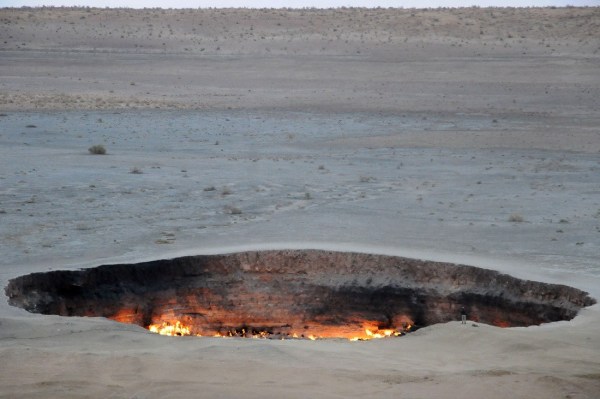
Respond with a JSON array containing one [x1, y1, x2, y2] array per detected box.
[[1, 6, 600, 398]]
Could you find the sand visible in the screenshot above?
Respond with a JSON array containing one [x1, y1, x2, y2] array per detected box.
[[0, 6, 599, 398]]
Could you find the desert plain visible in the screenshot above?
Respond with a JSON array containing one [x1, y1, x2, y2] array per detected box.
[[1, 6, 600, 398]]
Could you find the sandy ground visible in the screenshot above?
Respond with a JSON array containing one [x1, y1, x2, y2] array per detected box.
[[1, 6, 599, 398]]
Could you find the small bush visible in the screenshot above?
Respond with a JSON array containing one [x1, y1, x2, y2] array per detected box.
[[508, 213, 524, 223], [88, 144, 106, 155]]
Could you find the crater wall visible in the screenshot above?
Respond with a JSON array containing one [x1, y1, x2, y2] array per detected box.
[[5, 250, 595, 338]]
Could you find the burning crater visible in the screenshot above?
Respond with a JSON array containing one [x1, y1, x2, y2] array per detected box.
[[5, 250, 596, 340]]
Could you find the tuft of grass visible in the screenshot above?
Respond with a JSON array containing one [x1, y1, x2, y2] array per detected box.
[[508, 213, 524, 223], [88, 144, 106, 155]]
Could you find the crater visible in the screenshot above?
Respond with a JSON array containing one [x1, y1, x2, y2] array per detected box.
[[5, 250, 595, 340]]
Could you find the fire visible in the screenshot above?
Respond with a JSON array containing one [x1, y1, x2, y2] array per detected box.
[[147, 320, 414, 341], [365, 328, 394, 338], [349, 324, 412, 341], [148, 321, 192, 336], [352, 328, 402, 341]]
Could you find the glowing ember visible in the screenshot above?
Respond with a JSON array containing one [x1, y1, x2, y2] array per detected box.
[[493, 320, 511, 328]]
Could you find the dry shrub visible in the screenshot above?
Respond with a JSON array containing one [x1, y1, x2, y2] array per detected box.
[[508, 213, 524, 223], [88, 144, 106, 155]]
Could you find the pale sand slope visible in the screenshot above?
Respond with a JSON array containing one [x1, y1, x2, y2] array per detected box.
[[1, 7, 600, 399]]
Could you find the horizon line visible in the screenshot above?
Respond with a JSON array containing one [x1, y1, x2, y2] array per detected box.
[[1, 4, 595, 9]]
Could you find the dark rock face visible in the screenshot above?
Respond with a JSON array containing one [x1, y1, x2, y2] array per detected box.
[[5, 250, 596, 338]]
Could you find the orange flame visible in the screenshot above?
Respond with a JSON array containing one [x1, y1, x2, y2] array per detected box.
[[148, 321, 192, 336], [351, 328, 402, 341], [147, 320, 414, 341]]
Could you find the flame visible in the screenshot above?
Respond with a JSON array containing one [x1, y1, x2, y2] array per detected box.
[[148, 321, 192, 336], [363, 328, 401, 339], [147, 320, 414, 341]]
